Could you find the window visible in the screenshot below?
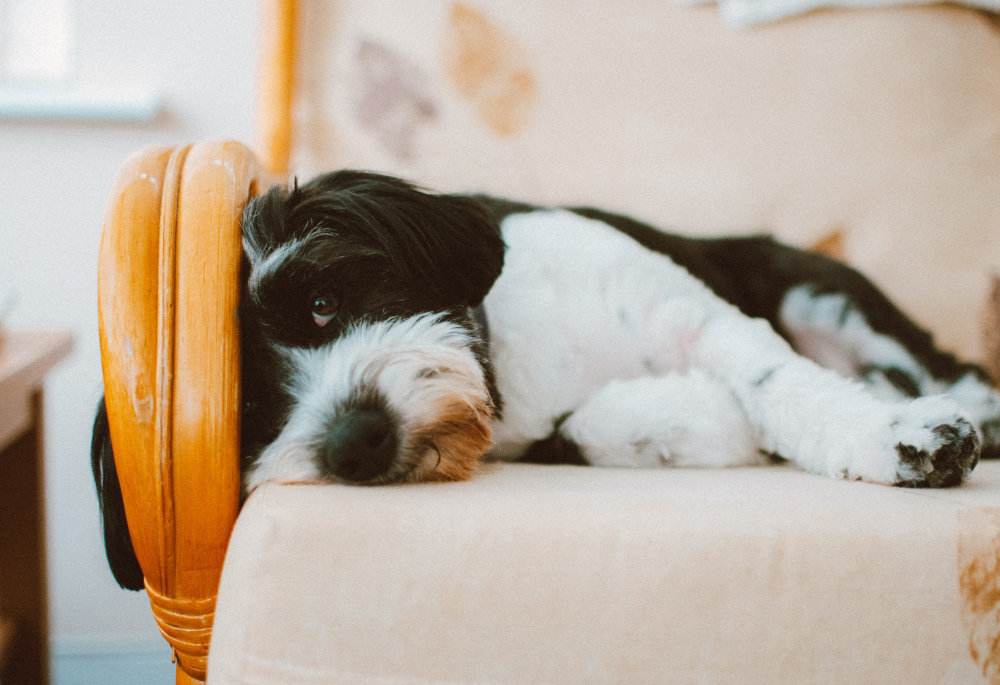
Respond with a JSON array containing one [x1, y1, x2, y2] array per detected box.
[[0, 0, 74, 83], [0, 0, 160, 121]]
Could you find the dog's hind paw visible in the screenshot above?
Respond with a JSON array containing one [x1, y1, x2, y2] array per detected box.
[[892, 398, 980, 488]]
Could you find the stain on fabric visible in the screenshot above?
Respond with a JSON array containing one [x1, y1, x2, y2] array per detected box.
[[809, 230, 846, 262], [958, 507, 1000, 684], [444, 3, 536, 137], [355, 39, 437, 160]]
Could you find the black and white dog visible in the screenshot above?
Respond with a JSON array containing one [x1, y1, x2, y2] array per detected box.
[[94, 169, 1000, 589]]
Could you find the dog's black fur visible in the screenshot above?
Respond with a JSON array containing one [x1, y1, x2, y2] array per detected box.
[[91, 401, 144, 590], [242, 173, 505, 348], [93, 170, 999, 590]]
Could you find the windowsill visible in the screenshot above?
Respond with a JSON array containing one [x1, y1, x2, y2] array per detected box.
[[0, 84, 163, 121]]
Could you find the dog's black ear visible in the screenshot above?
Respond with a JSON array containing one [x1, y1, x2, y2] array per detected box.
[[91, 398, 144, 591], [399, 191, 506, 309], [292, 171, 506, 310]]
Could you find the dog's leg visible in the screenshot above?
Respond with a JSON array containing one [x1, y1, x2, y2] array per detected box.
[[778, 284, 1000, 460], [689, 312, 979, 487], [543, 371, 765, 469]]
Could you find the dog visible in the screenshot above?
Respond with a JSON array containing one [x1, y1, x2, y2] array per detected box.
[[93, 169, 1000, 590]]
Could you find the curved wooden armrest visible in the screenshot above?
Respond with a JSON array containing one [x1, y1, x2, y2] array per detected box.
[[98, 140, 265, 683]]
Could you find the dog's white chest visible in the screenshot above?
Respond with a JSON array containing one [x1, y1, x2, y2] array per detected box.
[[482, 209, 729, 457]]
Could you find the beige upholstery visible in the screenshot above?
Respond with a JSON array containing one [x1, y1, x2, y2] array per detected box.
[[97, 2, 1000, 682], [210, 4, 1000, 681], [293, 1, 1000, 361], [209, 461, 1000, 684]]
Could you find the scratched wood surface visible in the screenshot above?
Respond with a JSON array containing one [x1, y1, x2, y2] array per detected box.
[[98, 140, 261, 683]]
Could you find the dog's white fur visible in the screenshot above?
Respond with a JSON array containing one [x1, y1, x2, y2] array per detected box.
[[484, 209, 975, 483], [246, 206, 990, 491], [247, 315, 492, 490]]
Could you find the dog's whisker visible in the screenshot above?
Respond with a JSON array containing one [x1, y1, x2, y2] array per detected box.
[[432, 444, 442, 472]]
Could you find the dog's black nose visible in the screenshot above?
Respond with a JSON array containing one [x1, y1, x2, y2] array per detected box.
[[322, 408, 398, 482]]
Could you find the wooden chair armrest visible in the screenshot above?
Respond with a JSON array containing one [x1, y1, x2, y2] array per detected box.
[[98, 140, 264, 683]]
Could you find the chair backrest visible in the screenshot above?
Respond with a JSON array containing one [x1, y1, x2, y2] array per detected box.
[[98, 141, 262, 682], [278, 0, 1000, 362]]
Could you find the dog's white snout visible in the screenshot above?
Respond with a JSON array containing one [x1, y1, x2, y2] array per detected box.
[[243, 314, 493, 491]]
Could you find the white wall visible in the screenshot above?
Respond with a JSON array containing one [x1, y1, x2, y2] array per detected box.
[[0, 2, 256, 681]]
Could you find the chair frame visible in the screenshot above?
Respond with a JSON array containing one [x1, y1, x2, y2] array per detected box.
[[98, 3, 297, 680], [98, 141, 259, 682]]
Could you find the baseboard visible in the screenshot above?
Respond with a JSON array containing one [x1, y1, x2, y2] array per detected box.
[[51, 635, 175, 685]]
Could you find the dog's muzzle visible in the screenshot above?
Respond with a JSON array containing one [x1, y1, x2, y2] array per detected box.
[[242, 315, 495, 492]]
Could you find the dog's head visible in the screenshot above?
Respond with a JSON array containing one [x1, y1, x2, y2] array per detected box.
[[240, 170, 505, 490]]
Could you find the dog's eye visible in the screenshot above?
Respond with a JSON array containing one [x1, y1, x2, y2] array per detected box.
[[311, 294, 339, 328]]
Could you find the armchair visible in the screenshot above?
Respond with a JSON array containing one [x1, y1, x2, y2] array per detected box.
[[97, 2, 1000, 682]]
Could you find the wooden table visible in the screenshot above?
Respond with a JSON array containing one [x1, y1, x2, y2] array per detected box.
[[0, 331, 72, 685]]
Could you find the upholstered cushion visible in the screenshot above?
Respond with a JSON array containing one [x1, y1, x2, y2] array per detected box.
[[292, 2, 1000, 362], [208, 461, 1000, 684], [207, 5, 1000, 682]]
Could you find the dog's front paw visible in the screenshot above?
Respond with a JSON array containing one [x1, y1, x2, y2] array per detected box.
[[891, 397, 980, 488]]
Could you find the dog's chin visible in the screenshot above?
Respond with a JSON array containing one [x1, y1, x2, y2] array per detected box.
[[269, 443, 469, 489], [244, 413, 492, 494], [335, 445, 442, 486], [361, 439, 487, 486], [243, 314, 495, 493]]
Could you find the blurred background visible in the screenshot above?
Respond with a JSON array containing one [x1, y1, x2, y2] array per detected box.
[[0, 1, 255, 681]]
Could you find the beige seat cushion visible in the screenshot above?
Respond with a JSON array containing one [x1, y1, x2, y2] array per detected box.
[[209, 461, 1000, 684], [207, 5, 1000, 682]]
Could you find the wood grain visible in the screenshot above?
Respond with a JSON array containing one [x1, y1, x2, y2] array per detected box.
[[0, 331, 70, 684], [256, 0, 297, 177], [98, 144, 174, 593], [0, 332, 72, 449], [98, 141, 262, 682]]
